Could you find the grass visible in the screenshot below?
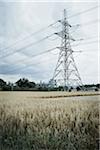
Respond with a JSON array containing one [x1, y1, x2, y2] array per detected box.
[[0, 91, 99, 150]]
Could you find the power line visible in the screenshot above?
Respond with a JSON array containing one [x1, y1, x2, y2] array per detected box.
[[0, 33, 55, 59], [55, 19, 99, 42], [82, 49, 99, 52], [1, 6, 98, 54], [1, 47, 57, 74], [79, 19, 99, 27], [1, 20, 59, 52], [3, 57, 56, 75], [72, 40, 99, 47], [0, 21, 97, 61], [1, 16, 99, 58], [0, 23, 96, 74], [74, 35, 98, 42], [68, 5, 99, 19], [24, 47, 57, 61], [1, 7, 99, 84], [7, 47, 97, 75], [71, 19, 99, 31]]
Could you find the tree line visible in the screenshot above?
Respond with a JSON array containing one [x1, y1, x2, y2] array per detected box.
[[0, 78, 100, 91]]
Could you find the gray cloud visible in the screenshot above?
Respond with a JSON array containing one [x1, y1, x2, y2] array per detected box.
[[0, 1, 99, 84]]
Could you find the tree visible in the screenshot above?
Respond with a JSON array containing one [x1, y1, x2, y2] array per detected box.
[[15, 78, 36, 89], [0, 79, 6, 88], [28, 82, 36, 88], [96, 84, 100, 89], [76, 86, 81, 91]]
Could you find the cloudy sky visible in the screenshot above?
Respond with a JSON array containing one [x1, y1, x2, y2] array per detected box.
[[0, 0, 99, 84]]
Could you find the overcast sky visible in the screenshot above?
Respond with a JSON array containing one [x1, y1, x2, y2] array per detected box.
[[0, 0, 99, 84]]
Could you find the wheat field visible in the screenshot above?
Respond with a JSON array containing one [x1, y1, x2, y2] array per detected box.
[[0, 91, 99, 150]]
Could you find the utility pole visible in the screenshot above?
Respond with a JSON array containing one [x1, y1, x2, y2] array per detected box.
[[51, 9, 83, 91]]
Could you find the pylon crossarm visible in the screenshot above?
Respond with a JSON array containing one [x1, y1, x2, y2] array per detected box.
[[55, 32, 75, 41], [55, 31, 64, 38], [59, 20, 72, 27]]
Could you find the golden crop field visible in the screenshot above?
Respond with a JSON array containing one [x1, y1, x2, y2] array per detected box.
[[0, 91, 99, 150]]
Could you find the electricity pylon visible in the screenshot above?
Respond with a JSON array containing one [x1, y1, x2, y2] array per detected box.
[[50, 9, 83, 90]]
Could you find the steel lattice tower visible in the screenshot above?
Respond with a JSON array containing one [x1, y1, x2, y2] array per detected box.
[[51, 9, 83, 90]]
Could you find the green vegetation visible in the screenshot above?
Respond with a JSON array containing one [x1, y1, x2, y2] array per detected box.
[[0, 78, 100, 91]]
